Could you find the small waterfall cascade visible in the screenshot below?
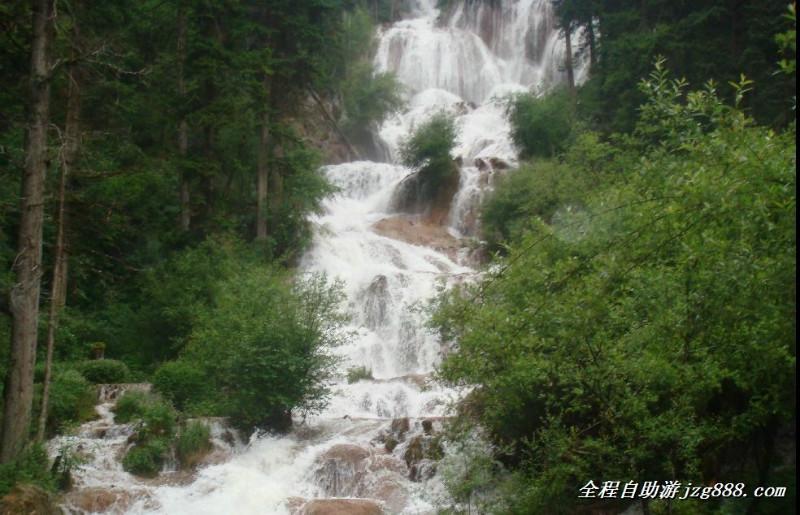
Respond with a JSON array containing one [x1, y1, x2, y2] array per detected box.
[[51, 2, 585, 513]]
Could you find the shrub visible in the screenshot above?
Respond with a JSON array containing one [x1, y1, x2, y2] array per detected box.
[[183, 270, 346, 431], [342, 62, 403, 132], [44, 369, 97, 433], [481, 160, 590, 250], [508, 89, 575, 158], [175, 421, 212, 469], [122, 439, 169, 477], [113, 391, 150, 423], [399, 112, 458, 190], [152, 360, 208, 412], [0, 445, 54, 497], [346, 366, 373, 384], [78, 359, 129, 384], [32, 368, 97, 435], [140, 399, 177, 439]]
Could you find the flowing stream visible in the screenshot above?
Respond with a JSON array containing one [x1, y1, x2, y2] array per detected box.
[[50, 1, 583, 513]]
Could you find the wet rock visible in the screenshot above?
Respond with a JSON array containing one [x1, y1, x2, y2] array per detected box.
[[302, 499, 383, 515], [97, 383, 151, 403], [389, 166, 459, 226], [368, 454, 407, 476], [369, 476, 408, 513], [489, 157, 511, 170], [372, 216, 460, 260], [91, 426, 109, 439], [421, 419, 434, 435], [286, 496, 307, 514], [63, 487, 131, 513], [390, 417, 410, 438], [403, 436, 424, 468], [0, 484, 61, 515], [364, 275, 389, 329], [384, 436, 399, 453], [314, 444, 371, 496], [410, 459, 437, 482], [403, 435, 444, 480]]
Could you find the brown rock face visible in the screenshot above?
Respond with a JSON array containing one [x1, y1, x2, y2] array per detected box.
[[63, 487, 132, 513], [314, 444, 371, 496], [301, 498, 383, 515], [0, 484, 61, 515], [372, 216, 460, 260]]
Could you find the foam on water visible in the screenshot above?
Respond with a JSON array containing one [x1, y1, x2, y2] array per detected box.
[[53, 2, 585, 513]]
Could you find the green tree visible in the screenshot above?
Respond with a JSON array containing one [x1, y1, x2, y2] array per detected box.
[[433, 67, 796, 513]]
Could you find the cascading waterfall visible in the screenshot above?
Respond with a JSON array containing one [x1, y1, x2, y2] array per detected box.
[[50, 2, 584, 513]]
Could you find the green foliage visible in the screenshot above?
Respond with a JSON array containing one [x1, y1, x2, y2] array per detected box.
[[481, 159, 591, 250], [178, 269, 347, 431], [341, 63, 403, 132], [175, 421, 212, 469], [400, 112, 458, 188], [112, 391, 150, 424], [153, 360, 208, 412], [433, 68, 796, 513], [42, 370, 97, 435], [113, 390, 176, 439], [507, 89, 575, 158], [346, 366, 373, 384], [776, 3, 797, 75], [0, 444, 55, 497], [140, 400, 177, 440], [77, 359, 129, 384], [569, 0, 795, 130], [122, 439, 169, 478]]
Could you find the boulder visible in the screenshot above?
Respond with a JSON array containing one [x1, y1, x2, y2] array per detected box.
[[314, 444, 371, 496], [389, 418, 410, 438], [372, 216, 460, 260], [0, 484, 61, 515], [63, 487, 132, 513], [301, 499, 383, 515]]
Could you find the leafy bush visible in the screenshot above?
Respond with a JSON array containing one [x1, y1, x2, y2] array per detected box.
[[44, 369, 97, 434], [140, 399, 177, 439], [433, 68, 797, 512], [122, 439, 169, 477], [400, 112, 458, 189], [481, 160, 590, 250], [508, 89, 575, 158], [0, 444, 54, 497], [346, 366, 373, 384], [112, 391, 150, 424], [78, 359, 129, 384], [342, 63, 403, 132], [112, 390, 176, 440], [153, 360, 208, 411], [175, 421, 212, 469], [182, 269, 347, 431]]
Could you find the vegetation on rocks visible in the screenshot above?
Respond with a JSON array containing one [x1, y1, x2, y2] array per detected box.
[[400, 112, 459, 191], [175, 422, 213, 470], [77, 360, 130, 384]]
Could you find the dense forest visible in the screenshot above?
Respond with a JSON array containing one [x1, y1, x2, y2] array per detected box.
[[0, 0, 795, 514]]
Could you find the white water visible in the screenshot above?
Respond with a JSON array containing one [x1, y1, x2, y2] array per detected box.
[[53, 2, 584, 513]]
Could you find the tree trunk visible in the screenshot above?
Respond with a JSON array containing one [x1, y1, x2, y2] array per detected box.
[[37, 62, 80, 443], [178, 2, 191, 231], [1, 0, 55, 463], [586, 18, 597, 69], [270, 141, 284, 215], [564, 21, 576, 97], [256, 107, 270, 241]]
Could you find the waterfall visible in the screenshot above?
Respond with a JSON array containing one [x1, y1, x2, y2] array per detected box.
[[52, 2, 583, 513]]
